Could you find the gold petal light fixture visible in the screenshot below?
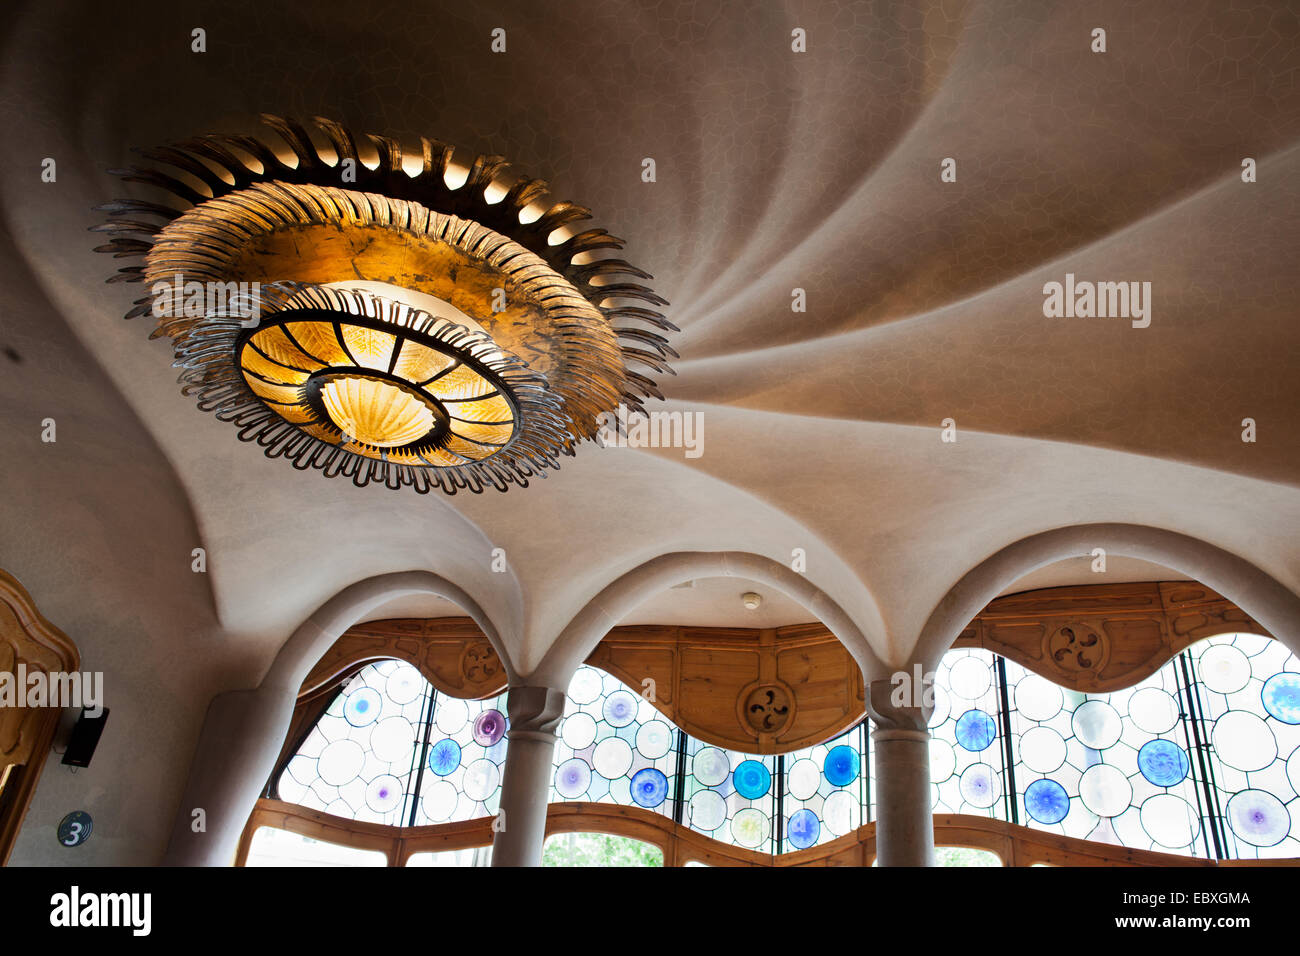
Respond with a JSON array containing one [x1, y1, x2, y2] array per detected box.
[[93, 115, 676, 493]]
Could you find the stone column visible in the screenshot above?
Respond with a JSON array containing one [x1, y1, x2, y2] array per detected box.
[[867, 676, 935, 866], [491, 684, 566, 866]]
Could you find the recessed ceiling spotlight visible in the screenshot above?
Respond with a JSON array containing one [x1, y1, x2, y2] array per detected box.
[[93, 114, 677, 494], [741, 591, 762, 610]]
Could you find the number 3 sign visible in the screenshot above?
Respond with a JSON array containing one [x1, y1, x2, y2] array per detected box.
[[57, 811, 92, 847]]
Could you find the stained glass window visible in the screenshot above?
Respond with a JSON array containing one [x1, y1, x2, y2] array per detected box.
[[1190, 633, 1299, 858], [912, 632, 1299, 861], [781, 724, 868, 851], [927, 649, 1008, 818], [277, 659, 509, 827], [552, 665, 679, 813], [682, 740, 777, 851], [551, 664, 867, 855], [411, 692, 510, 825], [1004, 658, 1206, 855]]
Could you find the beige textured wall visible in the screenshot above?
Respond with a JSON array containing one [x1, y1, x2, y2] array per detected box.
[[0, 238, 238, 865]]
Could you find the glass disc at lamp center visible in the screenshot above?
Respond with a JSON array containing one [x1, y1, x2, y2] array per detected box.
[[689, 790, 726, 831], [593, 737, 633, 779], [1226, 789, 1291, 846], [602, 690, 639, 728], [734, 760, 771, 799], [319, 374, 436, 447], [823, 745, 860, 786], [731, 808, 770, 849], [630, 768, 669, 808], [1072, 700, 1122, 750], [555, 758, 592, 799], [693, 748, 730, 787], [635, 720, 673, 759], [787, 808, 820, 850], [787, 758, 821, 800]]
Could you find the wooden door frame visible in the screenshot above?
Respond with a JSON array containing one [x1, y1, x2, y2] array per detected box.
[[0, 569, 79, 864]]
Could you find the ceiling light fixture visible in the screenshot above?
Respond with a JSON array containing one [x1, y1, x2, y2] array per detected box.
[[93, 115, 676, 493]]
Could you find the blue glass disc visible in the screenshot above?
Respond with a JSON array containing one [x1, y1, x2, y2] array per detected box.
[[603, 690, 639, 728], [954, 709, 997, 751], [1024, 778, 1070, 824], [630, 767, 669, 808], [788, 808, 820, 849], [428, 737, 462, 776], [823, 744, 861, 787], [343, 687, 381, 727], [1226, 788, 1291, 847], [1137, 739, 1190, 787], [733, 759, 771, 799], [1261, 673, 1300, 724], [555, 758, 592, 799]]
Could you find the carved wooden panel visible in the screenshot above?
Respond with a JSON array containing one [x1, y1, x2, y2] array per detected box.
[[0, 569, 79, 864], [239, 798, 1287, 867], [589, 623, 866, 754], [955, 581, 1269, 692], [299, 617, 508, 701]]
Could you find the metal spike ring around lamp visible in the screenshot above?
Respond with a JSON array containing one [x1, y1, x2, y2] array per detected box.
[[92, 114, 677, 493]]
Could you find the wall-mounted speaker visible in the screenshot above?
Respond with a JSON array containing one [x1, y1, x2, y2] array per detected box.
[[61, 708, 109, 768]]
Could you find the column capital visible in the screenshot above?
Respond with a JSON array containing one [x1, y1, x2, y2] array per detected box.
[[865, 675, 932, 732], [505, 684, 567, 741]]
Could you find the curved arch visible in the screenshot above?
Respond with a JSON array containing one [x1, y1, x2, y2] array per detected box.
[[914, 523, 1300, 670], [164, 570, 514, 866], [260, 570, 519, 691], [532, 551, 890, 689]]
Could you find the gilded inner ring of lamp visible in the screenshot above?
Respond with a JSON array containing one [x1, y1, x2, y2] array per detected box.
[[223, 222, 575, 380], [236, 310, 519, 466]]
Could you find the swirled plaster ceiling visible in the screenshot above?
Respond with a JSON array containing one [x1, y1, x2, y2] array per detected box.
[[1, 0, 1297, 681]]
